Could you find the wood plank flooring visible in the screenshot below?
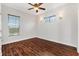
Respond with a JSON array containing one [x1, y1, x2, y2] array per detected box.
[[2, 37, 78, 56]]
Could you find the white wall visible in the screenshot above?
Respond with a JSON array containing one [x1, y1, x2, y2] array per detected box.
[[2, 5, 36, 44], [78, 4, 79, 53], [36, 4, 78, 47], [0, 3, 1, 13], [0, 3, 2, 56]]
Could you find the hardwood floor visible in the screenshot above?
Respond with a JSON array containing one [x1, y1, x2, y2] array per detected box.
[[2, 37, 78, 56]]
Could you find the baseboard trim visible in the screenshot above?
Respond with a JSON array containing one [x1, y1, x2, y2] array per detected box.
[[2, 37, 36, 45], [35, 36, 77, 48], [3, 36, 77, 48]]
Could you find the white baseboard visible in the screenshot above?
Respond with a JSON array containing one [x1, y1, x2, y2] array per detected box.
[[2, 36, 35, 45], [35, 36, 77, 48], [3, 36, 77, 48]]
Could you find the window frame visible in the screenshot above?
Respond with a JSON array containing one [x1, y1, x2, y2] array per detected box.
[[44, 15, 56, 23], [8, 14, 20, 36]]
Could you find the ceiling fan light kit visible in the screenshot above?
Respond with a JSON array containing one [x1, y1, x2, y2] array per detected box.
[[33, 7, 38, 10], [28, 3, 46, 13]]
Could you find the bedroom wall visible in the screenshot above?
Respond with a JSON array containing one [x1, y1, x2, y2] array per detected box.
[[36, 4, 78, 47], [2, 5, 36, 44], [78, 4, 79, 53], [0, 3, 2, 56]]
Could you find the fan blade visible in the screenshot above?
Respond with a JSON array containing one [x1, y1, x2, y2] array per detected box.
[[39, 7, 45, 10], [28, 8, 33, 10], [28, 3, 34, 6], [38, 3, 43, 6], [36, 10, 38, 13]]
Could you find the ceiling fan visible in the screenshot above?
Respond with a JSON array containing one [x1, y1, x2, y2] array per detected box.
[[28, 3, 46, 13]]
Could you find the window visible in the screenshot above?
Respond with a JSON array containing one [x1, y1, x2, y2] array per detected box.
[[8, 14, 20, 36], [44, 15, 56, 23]]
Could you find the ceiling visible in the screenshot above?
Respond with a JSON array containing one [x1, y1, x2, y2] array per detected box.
[[3, 3, 65, 15]]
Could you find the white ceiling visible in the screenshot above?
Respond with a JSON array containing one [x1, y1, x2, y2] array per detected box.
[[3, 3, 65, 15]]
